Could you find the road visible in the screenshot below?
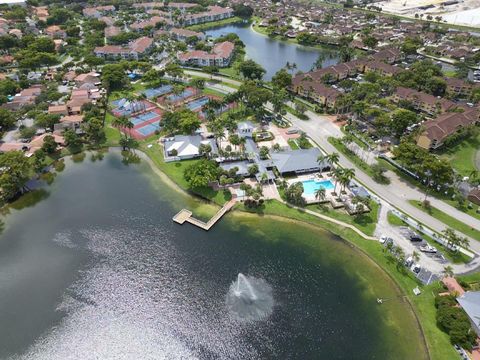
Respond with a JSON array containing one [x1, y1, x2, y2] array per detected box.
[[196, 71, 480, 261], [284, 110, 480, 251]]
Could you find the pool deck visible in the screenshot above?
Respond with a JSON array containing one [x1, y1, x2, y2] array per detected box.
[[173, 199, 236, 231]]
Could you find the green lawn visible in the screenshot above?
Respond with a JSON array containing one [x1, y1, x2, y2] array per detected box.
[[140, 141, 231, 206], [437, 133, 480, 177], [239, 199, 456, 360], [287, 139, 299, 150], [306, 200, 380, 236], [387, 211, 406, 226], [409, 200, 480, 242]]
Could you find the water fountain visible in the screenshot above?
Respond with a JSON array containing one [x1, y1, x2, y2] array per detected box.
[[226, 273, 274, 322]]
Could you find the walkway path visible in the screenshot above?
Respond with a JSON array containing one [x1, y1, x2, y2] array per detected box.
[[476, 150, 480, 170], [173, 199, 236, 230], [284, 110, 480, 252], [195, 71, 480, 253]]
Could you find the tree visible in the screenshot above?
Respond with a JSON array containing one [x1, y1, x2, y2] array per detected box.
[[363, 36, 378, 49], [331, 167, 344, 194], [259, 146, 269, 160], [63, 129, 83, 153], [391, 109, 418, 137], [0, 108, 15, 130], [271, 68, 292, 89], [238, 60, 266, 80], [285, 182, 305, 206], [164, 63, 183, 80], [326, 152, 340, 168], [83, 117, 105, 145], [184, 159, 219, 188], [0, 151, 32, 201], [315, 187, 326, 203], [199, 143, 212, 158], [248, 164, 259, 176], [178, 109, 201, 134], [102, 64, 129, 92], [233, 4, 253, 18], [33, 149, 46, 174], [442, 228, 469, 251], [42, 135, 57, 154], [442, 265, 454, 278]]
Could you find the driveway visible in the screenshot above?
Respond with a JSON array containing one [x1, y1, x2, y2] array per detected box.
[[285, 109, 480, 254], [201, 73, 480, 255]]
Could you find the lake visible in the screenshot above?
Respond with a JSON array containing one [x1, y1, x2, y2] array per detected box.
[[205, 23, 340, 80], [0, 151, 426, 359]]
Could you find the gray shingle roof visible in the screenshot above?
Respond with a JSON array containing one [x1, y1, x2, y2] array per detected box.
[[269, 148, 325, 174], [457, 291, 480, 330]]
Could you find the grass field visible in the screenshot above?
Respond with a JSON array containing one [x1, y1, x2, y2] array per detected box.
[[240, 199, 456, 360], [409, 200, 480, 242], [437, 133, 480, 177], [306, 201, 380, 236]]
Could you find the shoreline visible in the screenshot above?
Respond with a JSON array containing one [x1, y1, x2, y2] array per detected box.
[[0, 146, 430, 358], [133, 147, 431, 359]]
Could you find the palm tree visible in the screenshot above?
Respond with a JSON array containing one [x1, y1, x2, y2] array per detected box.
[[341, 168, 355, 192], [317, 154, 327, 170], [326, 152, 340, 169], [442, 265, 454, 278], [315, 187, 326, 203], [331, 168, 344, 195]]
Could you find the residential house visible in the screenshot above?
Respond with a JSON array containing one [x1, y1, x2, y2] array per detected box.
[[467, 189, 480, 206], [74, 72, 101, 87], [183, 6, 234, 26], [105, 26, 121, 39], [2, 85, 42, 110], [94, 36, 154, 60], [170, 28, 204, 41], [83, 5, 115, 18], [416, 108, 479, 149], [130, 16, 164, 31], [444, 77, 480, 97], [393, 87, 456, 115], [48, 104, 69, 116], [45, 25, 67, 39], [178, 41, 234, 68]]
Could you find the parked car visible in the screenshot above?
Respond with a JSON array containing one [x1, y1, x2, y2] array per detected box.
[[420, 244, 437, 253], [409, 233, 423, 242]]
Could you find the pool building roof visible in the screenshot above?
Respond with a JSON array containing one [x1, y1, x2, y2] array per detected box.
[[268, 148, 328, 175], [457, 291, 480, 335]]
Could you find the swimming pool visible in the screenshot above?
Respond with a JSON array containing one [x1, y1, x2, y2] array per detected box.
[[301, 179, 335, 196]]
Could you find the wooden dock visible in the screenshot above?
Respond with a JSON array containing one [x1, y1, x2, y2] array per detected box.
[[172, 199, 236, 231]]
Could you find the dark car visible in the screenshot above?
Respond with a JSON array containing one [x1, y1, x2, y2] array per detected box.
[[409, 233, 423, 242]]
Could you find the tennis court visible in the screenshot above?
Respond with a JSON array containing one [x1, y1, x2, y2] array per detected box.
[[129, 111, 161, 127], [135, 123, 161, 137], [185, 97, 210, 111], [111, 99, 148, 117], [166, 89, 194, 102], [143, 85, 173, 98]]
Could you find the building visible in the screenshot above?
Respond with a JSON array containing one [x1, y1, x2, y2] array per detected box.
[[105, 26, 121, 39], [170, 28, 204, 41], [94, 37, 154, 60], [45, 25, 67, 39], [178, 41, 234, 68], [267, 148, 329, 175], [74, 72, 101, 87], [444, 77, 480, 97], [130, 16, 165, 31], [416, 108, 479, 149], [183, 6, 234, 26], [48, 104, 69, 115], [2, 85, 42, 110], [457, 291, 480, 336], [467, 189, 480, 205], [293, 81, 341, 109], [83, 5, 115, 18], [393, 87, 456, 115], [163, 135, 218, 160]]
